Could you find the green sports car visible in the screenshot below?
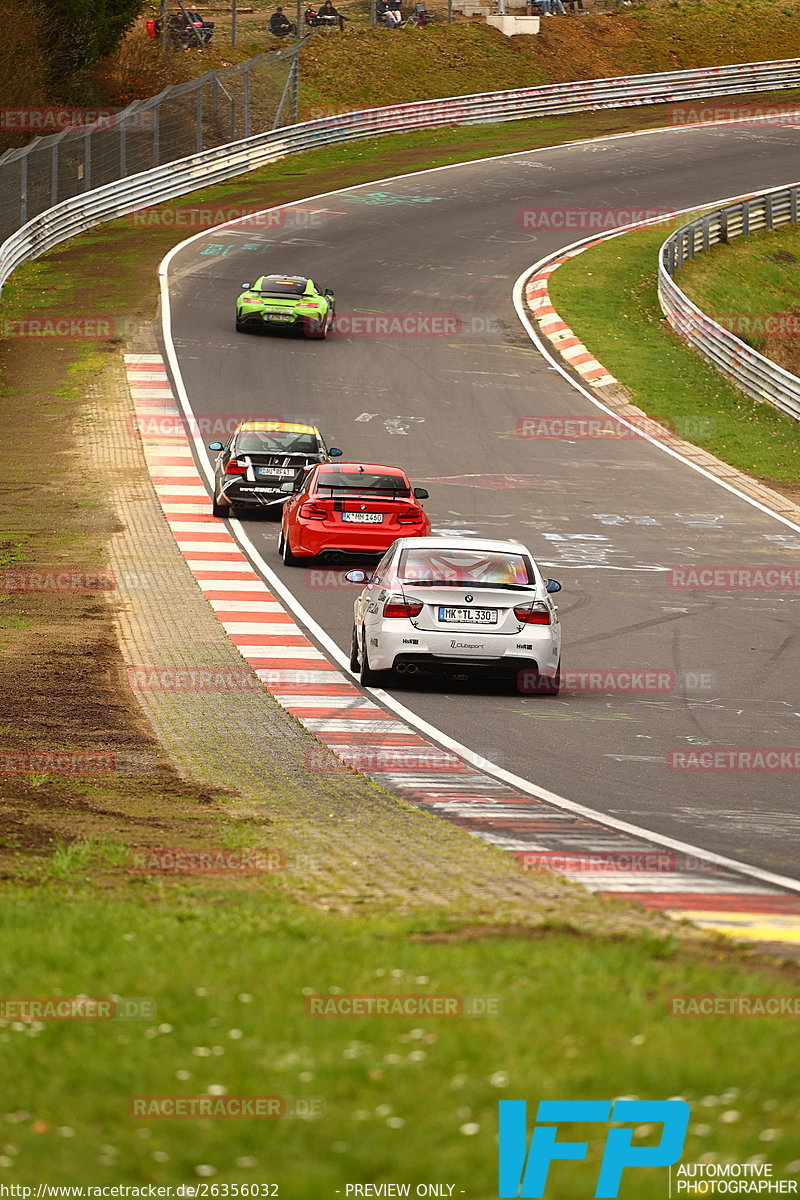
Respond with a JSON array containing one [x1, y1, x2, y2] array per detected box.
[[235, 274, 335, 339]]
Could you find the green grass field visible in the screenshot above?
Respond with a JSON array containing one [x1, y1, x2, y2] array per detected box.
[[2, 893, 799, 1191], [678, 221, 800, 379], [548, 222, 800, 489]]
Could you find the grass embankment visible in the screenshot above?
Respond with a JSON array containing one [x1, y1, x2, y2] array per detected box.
[[2, 894, 799, 1190], [297, 0, 800, 117], [3, 111, 800, 1186], [678, 222, 800, 377], [548, 221, 800, 496], [85, 0, 800, 125]]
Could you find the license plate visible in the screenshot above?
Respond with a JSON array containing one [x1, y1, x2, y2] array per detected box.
[[438, 607, 498, 624], [342, 512, 383, 524], [266, 313, 293, 323], [257, 467, 295, 478]]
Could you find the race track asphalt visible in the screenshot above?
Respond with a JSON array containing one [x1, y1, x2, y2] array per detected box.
[[163, 119, 800, 878]]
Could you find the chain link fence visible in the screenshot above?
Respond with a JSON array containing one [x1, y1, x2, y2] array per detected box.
[[0, 41, 303, 246]]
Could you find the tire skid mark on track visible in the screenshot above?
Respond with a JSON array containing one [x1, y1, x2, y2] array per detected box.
[[125, 351, 800, 945]]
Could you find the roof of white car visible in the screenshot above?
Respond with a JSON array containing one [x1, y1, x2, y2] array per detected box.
[[394, 536, 531, 553]]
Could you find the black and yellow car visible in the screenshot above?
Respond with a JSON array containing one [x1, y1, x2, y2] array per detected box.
[[209, 421, 342, 519]]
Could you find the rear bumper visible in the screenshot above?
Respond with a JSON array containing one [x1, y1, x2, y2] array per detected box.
[[218, 480, 287, 508], [237, 310, 302, 329], [291, 522, 426, 557], [365, 619, 561, 675], [393, 653, 539, 678]]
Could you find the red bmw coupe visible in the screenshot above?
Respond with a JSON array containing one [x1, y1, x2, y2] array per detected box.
[[277, 462, 431, 564]]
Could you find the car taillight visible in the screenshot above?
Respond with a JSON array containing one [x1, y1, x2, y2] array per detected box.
[[225, 458, 247, 475], [383, 595, 423, 619], [397, 509, 424, 524], [296, 302, 318, 310], [513, 603, 551, 625], [299, 502, 327, 520]]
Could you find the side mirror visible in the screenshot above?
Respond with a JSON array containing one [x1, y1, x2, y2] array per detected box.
[[329, 447, 343, 458], [208, 441, 224, 452], [344, 569, 368, 584], [241, 283, 252, 290], [545, 578, 562, 594], [413, 487, 429, 500], [279, 480, 295, 493], [324, 288, 334, 297]]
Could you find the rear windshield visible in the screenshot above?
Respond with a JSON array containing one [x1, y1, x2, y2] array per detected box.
[[315, 471, 410, 495], [259, 276, 307, 295], [234, 431, 319, 455], [397, 548, 533, 586]]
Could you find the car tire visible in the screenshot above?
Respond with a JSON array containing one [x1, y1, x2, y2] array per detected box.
[[212, 494, 230, 519], [349, 627, 360, 672], [280, 528, 299, 566], [549, 658, 561, 696], [235, 315, 247, 332], [359, 631, 388, 688], [518, 659, 561, 696], [304, 317, 327, 340]]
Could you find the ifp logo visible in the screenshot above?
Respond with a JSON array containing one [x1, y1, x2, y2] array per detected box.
[[498, 1099, 690, 1198]]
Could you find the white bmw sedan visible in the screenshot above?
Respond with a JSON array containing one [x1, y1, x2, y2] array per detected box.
[[346, 536, 562, 692]]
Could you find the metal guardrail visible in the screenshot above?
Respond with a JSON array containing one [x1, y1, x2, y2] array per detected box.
[[3, 57, 800, 296], [659, 183, 800, 422]]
